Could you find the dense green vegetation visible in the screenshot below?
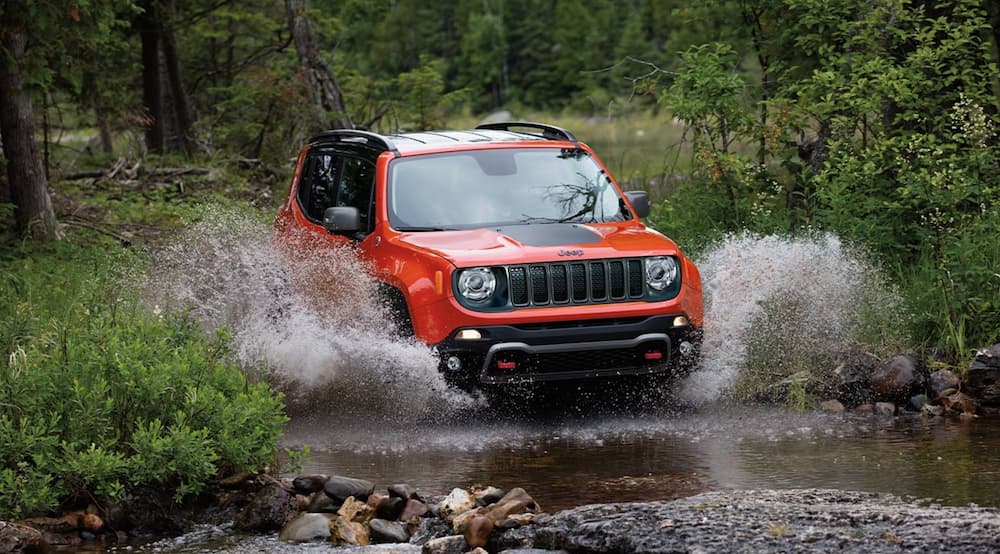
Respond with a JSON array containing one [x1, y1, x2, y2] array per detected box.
[[1, 0, 999, 519], [0, 238, 286, 519]]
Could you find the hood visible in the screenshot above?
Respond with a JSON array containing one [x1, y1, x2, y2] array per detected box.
[[392, 223, 680, 267]]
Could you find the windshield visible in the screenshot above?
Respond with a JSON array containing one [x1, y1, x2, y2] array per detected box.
[[388, 148, 631, 231]]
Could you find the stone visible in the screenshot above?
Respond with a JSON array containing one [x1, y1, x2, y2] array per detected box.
[[436, 488, 475, 521], [292, 474, 329, 494], [330, 515, 369, 546], [401, 499, 430, 521], [234, 483, 297, 531], [929, 369, 961, 400], [20, 514, 80, 534], [464, 515, 494, 548], [81, 513, 104, 533], [967, 344, 1000, 406], [499, 513, 535, 528], [819, 399, 845, 413], [338, 496, 375, 525], [0, 521, 47, 553], [409, 517, 452, 545], [388, 483, 421, 501], [367, 493, 387, 510], [870, 355, 923, 402], [875, 402, 896, 417], [468, 548, 489, 554], [497, 487, 539, 512], [486, 500, 527, 525], [853, 403, 874, 414], [218, 472, 255, 489], [940, 391, 978, 414], [376, 495, 406, 521], [369, 518, 410, 544], [278, 513, 331, 542], [921, 403, 944, 417], [307, 490, 339, 513], [452, 508, 483, 533], [474, 486, 506, 506], [324, 476, 375, 503], [421, 534, 468, 554], [830, 348, 878, 405], [908, 394, 929, 412]]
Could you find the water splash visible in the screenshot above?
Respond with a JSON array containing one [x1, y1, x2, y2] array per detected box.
[[682, 232, 906, 404], [143, 208, 478, 419]]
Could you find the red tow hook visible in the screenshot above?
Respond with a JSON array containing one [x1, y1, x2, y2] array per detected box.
[[496, 360, 517, 370], [644, 351, 663, 361]]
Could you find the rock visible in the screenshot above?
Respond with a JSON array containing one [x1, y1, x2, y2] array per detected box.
[[367, 493, 387, 509], [307, 490, 339, 513], [218, 472, 255, 489], [338, 496, 375, 525], [421, 534, 468, 554], [830, 348, 878, 405], [497, 487, 539, 512], [388, 483, 421, 501], [499, 513, 535, 528], [409, 517, 452, 545], [486, 500, 527, 525], [0, 521, 47, 553], [292, 474, 329, 494], [870, 355, 923, 402], [853, 403, 874, 414], [376, 496, 406, 521], [401, 499, 430, 521], [967, 344, 1000, 406], [929, 369, 961, 400], [875, 402, 896, 417], [922, 403, 944, 416], [451, 508, 482, 533], [436, 488, 475, 521], [20, 514, 80, 534], [908, 394, 929, 412], [369, 518, 410, 544], [468, 548, 489, 554], [234, 482, 298, 531], [278, 513, 331, 542], [940, 391, 978, 414], [819, 399, 845, 413], [324, 476, 375, 503], [474, 486, 506, 506], [464, 515, 494, 548], [330, 515, 369, 546]]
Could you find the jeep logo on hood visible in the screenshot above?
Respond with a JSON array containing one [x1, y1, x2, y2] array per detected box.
[[558, 249, 585, 257]]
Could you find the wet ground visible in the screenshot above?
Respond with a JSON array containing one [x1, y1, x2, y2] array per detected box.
[[280, 403, 1000, 511], [101, 403, 1000, 553]]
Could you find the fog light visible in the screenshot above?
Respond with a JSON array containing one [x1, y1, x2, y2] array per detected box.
[[456, 329, 482, 340], [679, 341, 694, 356], [672, 316, 689, 327], [446, 356, 462, 371]]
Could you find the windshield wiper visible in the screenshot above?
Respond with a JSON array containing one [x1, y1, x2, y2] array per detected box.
[[394, 226, 457, 232]]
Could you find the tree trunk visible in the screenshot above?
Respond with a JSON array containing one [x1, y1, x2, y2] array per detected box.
[[285, 0, 353, 130], [138, 0, 164, 153], [162, 0, 196, 154], [0, 23, 60, 240]]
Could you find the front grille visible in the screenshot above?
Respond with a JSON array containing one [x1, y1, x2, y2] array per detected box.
[[507, 258, 645, 307]]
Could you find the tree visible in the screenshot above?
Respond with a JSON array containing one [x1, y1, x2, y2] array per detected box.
[[0, 3, 58, 240], [285, 0, 352, 130]]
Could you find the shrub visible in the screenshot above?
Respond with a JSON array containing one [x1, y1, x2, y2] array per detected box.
[[0, 241, 287, 519]]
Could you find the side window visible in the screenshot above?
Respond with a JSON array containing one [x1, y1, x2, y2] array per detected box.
[[297, 151, 376, 233]]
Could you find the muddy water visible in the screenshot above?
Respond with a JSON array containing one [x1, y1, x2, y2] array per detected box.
[[283, 405, 1000, 511]]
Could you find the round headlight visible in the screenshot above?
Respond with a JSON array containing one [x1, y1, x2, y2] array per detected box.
[[458, 267, 496, 302], [645, 256, 677, 291]]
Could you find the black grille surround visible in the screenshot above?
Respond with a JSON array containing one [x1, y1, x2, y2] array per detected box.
[[504, 257, 673, 308]]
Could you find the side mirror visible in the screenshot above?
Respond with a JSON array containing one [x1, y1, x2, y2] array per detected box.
[[323, 206, 361, 234], [624, 191, 650, 218]]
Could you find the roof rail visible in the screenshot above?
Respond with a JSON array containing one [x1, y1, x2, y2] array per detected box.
[[310, 129, 400, 157], [475, 121, 578, 144]]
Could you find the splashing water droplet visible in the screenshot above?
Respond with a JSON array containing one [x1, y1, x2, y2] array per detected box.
[[142, 207, 479, 421]]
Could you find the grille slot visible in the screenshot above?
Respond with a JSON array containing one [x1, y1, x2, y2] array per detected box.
[[507, 257, 648, 307]]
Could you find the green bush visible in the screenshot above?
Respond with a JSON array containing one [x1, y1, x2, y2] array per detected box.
[[0, 241, 287, 519]]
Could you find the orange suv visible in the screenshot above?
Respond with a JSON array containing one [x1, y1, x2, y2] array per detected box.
[[275, 122, 703, 391]]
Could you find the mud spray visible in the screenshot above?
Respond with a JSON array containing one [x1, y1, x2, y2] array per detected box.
[[143, 210, 904, 416]]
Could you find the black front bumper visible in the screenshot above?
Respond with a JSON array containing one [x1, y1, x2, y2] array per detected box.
[[435, 315, 701, 385]]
